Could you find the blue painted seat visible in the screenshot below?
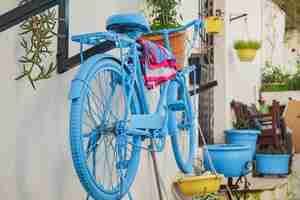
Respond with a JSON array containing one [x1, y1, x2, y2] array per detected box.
[[106, 13, 150, 33]]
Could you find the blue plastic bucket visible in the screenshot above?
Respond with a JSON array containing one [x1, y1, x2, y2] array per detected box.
[[203, 144, 252, 177], [255, 154, 290, 175], [225, 129, 260, 158]]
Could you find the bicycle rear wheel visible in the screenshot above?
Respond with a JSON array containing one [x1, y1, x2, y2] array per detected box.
[[168, 77, 196, 173], [69, 56, 141, 200]]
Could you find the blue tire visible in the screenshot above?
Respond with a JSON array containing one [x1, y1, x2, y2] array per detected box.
[[69, 55, 141, 200], [168, 78, 196, 173]]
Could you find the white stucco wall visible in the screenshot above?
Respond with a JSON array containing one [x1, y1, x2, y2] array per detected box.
[[1, 0, 290, 199], [1, 1, 199, 200], [284, 30, 300, 74], [213, 0, 228, 143], [213, 0, 285, 142], [262, 91, 300, 105], [226, 0, 263, 104], [263, 0, 286, 66], [213, 0, 264, 142], [0, 2, 17, 200]]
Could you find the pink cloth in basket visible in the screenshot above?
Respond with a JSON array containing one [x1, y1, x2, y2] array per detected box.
[[138, 38, 177, 89]]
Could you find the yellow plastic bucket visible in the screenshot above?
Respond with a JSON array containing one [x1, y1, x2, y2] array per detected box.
[[205, 16, 223, 33], [236, 49, 258, 62], [176, 175, 223, 197]]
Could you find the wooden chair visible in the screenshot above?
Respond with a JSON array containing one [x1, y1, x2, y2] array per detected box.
[[256, 100, 282, 147], [231, 100, 284, 148]]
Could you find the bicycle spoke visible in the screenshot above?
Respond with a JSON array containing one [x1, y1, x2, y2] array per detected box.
[[170, 79, 195, 172], [108, 136, 116, 189], [72, 62, 140, 198], [86, 96, 100, 125], [92, 147, 96, 177]]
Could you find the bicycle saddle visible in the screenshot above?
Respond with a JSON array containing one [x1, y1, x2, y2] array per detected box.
[[106, 13, 150, 34]]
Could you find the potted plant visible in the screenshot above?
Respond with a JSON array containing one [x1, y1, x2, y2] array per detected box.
[[255, 145, 291, 176], [234, 40, 261, 62], [203, 144, 253, 177], [175, 172, 223, 197], [143, 0, 185, 70], [228, 102, 260, 158], [205, 16, 223, 34], [225, 128, 260, 159]]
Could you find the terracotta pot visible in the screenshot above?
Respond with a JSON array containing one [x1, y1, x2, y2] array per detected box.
[[236, 49, 258, 62], [142, 31, 186, 70]]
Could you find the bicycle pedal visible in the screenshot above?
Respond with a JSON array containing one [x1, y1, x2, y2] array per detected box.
[[168, 101, 185, 111], [129, 114, 164, 129]]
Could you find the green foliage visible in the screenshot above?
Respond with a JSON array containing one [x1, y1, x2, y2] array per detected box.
[[272, 0, 300, 32], [256, 144, 289, 154], [233, 118, 251, 130], [262, 62, 290, 84], [193, 193, 220, 200], [234, 40, 262, 50], [16, 0, 57, 89], [261, 62, 300, 92], [261, 83, 289, 92], [287, 74, 300, 90], [145, 0, 182, 30]]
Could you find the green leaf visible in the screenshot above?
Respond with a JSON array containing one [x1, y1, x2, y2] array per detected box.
[[17, 5, 57, 90], [15, 73, 28, 80], [146, 0, 182, 29], [20, 38, 28, 49], [28, 76, 36, 90]]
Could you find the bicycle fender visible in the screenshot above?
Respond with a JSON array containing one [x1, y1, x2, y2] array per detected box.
[[69, 54, 121, 100]]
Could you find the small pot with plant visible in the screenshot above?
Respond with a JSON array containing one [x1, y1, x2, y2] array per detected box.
[[205, 16, 223, 34], [143, 0, 185, 69], [255, 144, 292, 176], [227, 103, 260, 158], [225, 122, 260, 159], [234, 40, 261, 62]]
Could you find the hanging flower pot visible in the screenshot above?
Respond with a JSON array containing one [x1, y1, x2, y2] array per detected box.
[[205, 16, 223, 33], [237, 49, 258, 62], [234, 40, 261, 62]]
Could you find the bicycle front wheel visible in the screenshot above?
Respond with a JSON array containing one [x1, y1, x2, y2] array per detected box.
[[168, 77, 196, 173], [69, 56, 141, 200]]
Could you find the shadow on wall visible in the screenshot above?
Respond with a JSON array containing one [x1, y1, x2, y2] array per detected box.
[[15, 70, 85, 200]]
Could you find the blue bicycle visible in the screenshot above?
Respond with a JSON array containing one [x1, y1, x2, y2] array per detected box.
[[69, 13, 202, 200]]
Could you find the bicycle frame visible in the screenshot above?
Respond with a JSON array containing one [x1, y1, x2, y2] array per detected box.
[[71, 19, 202, 141]]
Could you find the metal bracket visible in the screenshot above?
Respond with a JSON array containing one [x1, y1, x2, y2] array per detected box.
[[0, 0, 115, 74], [230, 13, 248, 23], [0, 0, 59, 32]]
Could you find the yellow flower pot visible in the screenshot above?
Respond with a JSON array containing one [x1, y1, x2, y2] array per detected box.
[[236, 49, 258, 62], [176, 175, 223, 197], [205, 16, 223, 33]]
